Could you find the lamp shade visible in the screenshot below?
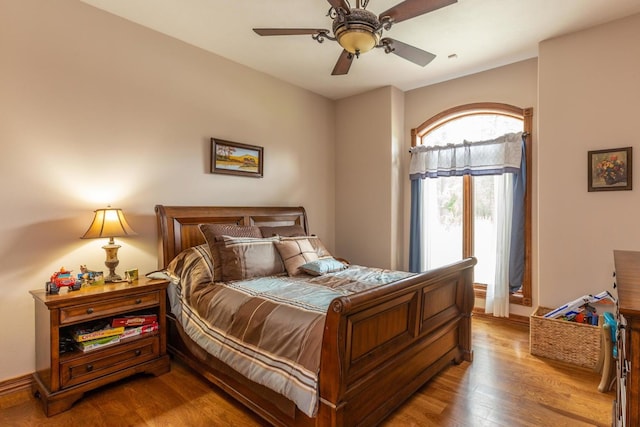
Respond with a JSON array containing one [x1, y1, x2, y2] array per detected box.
[[81, 208, 136, 239]]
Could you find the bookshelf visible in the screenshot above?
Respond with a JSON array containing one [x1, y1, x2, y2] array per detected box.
[[30, 277, 171, 416]]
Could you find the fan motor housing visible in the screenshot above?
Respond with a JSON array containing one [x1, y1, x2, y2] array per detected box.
[[333, 8, 381, 54]]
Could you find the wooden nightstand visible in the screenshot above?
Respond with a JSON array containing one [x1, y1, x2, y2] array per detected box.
[[30, 277, 171, 416]]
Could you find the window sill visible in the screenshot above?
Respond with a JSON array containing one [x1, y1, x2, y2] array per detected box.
[[473, 283, 531, 306]]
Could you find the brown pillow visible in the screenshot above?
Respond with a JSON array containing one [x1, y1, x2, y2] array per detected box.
[[280, 235, 332, 259], [219, 236, 285, 281], [199, 224, 262, 281], [259, 225, 307, 237], [274, 238, 319, 276]]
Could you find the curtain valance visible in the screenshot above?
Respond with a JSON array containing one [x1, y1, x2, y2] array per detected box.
[[409, 132, 523, 180]]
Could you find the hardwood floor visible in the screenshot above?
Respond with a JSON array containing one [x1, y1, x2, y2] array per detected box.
[[0, 317, 614, 426]]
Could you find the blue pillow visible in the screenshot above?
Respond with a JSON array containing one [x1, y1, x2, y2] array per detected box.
[[300, 257, 347, 276]]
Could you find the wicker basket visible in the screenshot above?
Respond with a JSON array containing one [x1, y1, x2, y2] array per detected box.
[[529, 306, 601, 370]]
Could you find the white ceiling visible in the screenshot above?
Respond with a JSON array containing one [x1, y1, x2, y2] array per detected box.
[[80, 0, 640, 100]]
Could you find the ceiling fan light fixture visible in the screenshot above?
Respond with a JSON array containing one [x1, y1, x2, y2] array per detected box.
[[254, 0, 458, 75], [333, 8, 380, 55], [336, 28, 379, 54]]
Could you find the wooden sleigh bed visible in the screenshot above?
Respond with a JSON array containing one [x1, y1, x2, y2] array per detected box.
[[155, 205, 476, 426]]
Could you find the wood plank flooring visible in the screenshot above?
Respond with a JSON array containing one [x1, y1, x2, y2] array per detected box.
[[0, 317, 614, 426]]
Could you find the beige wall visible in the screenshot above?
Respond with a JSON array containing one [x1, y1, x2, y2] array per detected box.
[[335, 86, 404, 269], [390, 87, 406, 269], [538, 13, 640, 308], [0, 0, 335, 380]]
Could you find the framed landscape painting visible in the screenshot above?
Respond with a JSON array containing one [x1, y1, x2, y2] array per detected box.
[[588, 147, 632, 192], [211, 138, 263, 178]]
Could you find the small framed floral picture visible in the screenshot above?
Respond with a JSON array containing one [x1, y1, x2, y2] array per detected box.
[[588, 147, 632, 192]]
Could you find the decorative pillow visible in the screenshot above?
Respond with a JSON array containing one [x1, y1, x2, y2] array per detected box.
[[219, 236, 285, 281], [299, 257, 348, 276], [145, 269, 178, 283], [280, 235, 332, 259], [274, 238, 319, 276], [259, 224, 307, 238], [162, 244, 213, 283], [199, 223, 262, 281], [153, 244, 214, 318]]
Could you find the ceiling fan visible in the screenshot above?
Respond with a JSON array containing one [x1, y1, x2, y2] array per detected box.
[[253, 0, 457, 75]]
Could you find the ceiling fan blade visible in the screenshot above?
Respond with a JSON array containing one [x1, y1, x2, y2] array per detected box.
[[331, 50, 353, 75], [378, 0, 456, 24], [253, 28, 329, 36], [326, 0, 351, 13], [382, 38, 436, 67]]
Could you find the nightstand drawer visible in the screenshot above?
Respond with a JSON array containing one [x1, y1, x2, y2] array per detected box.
[[60, 336, 159, 388], [60, 291, 160, 325]]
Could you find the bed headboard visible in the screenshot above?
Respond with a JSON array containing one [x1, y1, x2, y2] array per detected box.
[[154, 205, 308, 269]]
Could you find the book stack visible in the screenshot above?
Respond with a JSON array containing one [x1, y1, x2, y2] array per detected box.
[[76, 335, 121, 352], [115, 314, 158, 340], [71, 314, 158, 352], [72, 321, 124, 352], [111, 314, 157, 328]]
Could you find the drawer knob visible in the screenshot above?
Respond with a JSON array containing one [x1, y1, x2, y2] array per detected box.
[[86, 308, 94, 314], [135, 350, 142, 356], [135, 299, 142, 304], [86, 364, 93, 372]]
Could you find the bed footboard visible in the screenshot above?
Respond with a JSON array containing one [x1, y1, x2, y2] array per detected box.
[[317, 257, 476, 427]]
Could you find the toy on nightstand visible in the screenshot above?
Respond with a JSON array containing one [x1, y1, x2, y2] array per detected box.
[[78, 265, 105, 286], [46, 267, 82, 294]]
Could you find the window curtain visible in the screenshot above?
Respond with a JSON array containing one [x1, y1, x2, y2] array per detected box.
[[508, 136, 527, 292], [408, 132, 524, 316], [485, 173, 513, 317], [409, 132, 523, 179], [409, 179, 424, 273]]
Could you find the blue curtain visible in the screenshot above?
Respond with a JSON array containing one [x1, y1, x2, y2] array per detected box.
[[409, 179, 424, 273], [508, 135, 527, 292]]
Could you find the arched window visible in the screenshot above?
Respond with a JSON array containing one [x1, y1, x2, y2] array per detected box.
[[410, 103, 532, 310]]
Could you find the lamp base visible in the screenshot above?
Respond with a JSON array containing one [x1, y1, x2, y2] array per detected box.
[[103, 243, 122, 283], [104, 272, 123, 283]]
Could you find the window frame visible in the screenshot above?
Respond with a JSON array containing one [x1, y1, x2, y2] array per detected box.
[[411, 103, 533, 307]]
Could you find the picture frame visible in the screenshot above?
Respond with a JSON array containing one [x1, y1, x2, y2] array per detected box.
[[124, 268, 139, 283], [588, 147, 632, 192], [211, 138, 263, 178]]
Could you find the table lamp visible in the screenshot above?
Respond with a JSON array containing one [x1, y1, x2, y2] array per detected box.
[[81, 207, 137, 282]]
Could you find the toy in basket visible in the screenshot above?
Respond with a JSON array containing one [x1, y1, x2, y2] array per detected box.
[[530, 291, 616, 370], [542, 291, 615, 320]]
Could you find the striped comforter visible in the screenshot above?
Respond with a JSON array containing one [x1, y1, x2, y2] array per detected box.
[[165, 245, 413, 417]]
